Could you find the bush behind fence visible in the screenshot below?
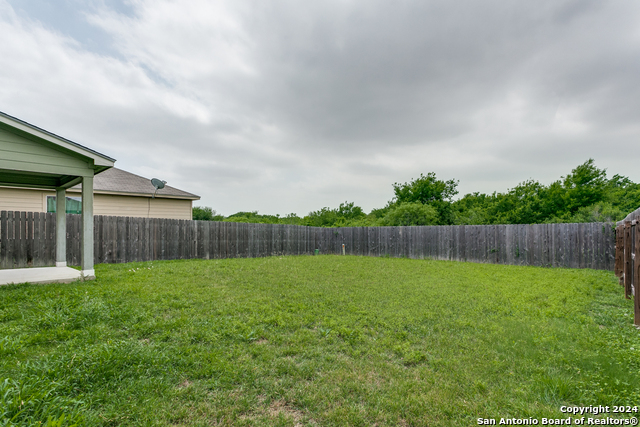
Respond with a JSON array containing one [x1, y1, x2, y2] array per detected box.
[[0, 211, 615, 270]]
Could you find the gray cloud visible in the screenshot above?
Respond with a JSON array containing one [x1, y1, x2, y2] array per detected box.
[[1, 0, 639, 215]]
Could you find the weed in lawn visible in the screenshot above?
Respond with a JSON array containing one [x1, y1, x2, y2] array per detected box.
[[0, 377, 85, 426], [0, 336, 21, 356]]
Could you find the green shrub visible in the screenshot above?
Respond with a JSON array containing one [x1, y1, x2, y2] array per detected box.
[[192, 206, 224, 221], [381, 202, 438, 226]]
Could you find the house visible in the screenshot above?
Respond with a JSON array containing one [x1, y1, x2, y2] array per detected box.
[[0, 110, 115, 282], [0, 167, 200, 220], [0, 109, 200, 285]]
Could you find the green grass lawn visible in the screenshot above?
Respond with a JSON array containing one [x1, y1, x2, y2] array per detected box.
[[1, 256, 639, 426]]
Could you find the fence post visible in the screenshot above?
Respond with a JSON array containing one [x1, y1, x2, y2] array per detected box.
[[615, 224, 624, 286], [624, 221, 632, 299], [634, 220, 640, 326]]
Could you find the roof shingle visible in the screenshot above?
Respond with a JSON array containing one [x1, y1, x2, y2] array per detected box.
[[70, 168, 199, 200]]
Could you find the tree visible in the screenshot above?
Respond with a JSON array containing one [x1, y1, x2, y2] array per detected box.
[[491, 179, 546, 224], [452, 192, 491, 225], [192, 206, 223, 221], [566, 202, 625, 223], [336, 201, 366, 220], [606, 174, 640, 214], [305, 201, 366, 227], [305, 207, 339, 227], [391, 173, 459, 225], [381, 202, 438, 226], [392, 172, 458, 204], [452, 159, 624, 225], [561, 158, 607, 214]]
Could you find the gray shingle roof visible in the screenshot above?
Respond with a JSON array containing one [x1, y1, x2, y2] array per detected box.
[[70, 168, 200, 200]]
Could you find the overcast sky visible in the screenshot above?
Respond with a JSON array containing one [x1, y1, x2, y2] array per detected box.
[[1, 0, 639, 215]]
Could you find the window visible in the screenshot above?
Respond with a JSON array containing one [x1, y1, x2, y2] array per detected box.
[[47, 196, 82, 214]]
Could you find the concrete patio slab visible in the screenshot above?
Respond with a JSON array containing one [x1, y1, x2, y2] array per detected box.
[[0, 266, 87, 286]]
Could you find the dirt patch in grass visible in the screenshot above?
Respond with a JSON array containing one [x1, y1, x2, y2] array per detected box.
[[268, 399, 304, 423]]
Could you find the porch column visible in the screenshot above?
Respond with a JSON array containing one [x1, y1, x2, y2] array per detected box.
[[81, 175, 95, 279], [55, 187, 67, 267]]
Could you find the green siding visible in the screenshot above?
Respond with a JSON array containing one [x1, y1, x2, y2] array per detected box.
[[0, 127, 93, 176]]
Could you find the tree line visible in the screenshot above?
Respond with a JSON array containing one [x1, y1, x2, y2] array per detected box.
[[193, 159, 640, 227]]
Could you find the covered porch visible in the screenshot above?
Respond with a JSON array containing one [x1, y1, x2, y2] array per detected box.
[[0, 111, 115, 285]]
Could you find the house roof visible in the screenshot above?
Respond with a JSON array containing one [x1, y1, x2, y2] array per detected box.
[[0, 111, 116, 168], [0, 112, 197, 200], [0, 111, 116, 189], [68, 167, 200, 200]]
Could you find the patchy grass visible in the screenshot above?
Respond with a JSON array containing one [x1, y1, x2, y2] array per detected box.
[[0, 256, 639, 426]]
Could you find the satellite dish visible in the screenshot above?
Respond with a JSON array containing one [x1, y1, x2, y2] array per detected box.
[[151, 178, 167, 199]]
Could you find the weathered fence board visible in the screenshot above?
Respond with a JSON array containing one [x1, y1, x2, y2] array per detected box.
[[615, 208, 640, 325], [0, 211, 615, 271]]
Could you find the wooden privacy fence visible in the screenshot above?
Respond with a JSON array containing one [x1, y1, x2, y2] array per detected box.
[[0, 211, 55, 269], [614, 207, 640, 326], [1, 210, 615, 270]]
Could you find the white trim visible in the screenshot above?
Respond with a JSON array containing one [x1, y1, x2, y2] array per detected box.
[[55, 261, 67, 267]]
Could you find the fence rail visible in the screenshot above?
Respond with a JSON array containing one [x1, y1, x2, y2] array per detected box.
[[0, 211, 615, 271]]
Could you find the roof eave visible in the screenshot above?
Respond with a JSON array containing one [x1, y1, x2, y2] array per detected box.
[[0, 111, 116, 167], [65, 188, 201, 200]]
